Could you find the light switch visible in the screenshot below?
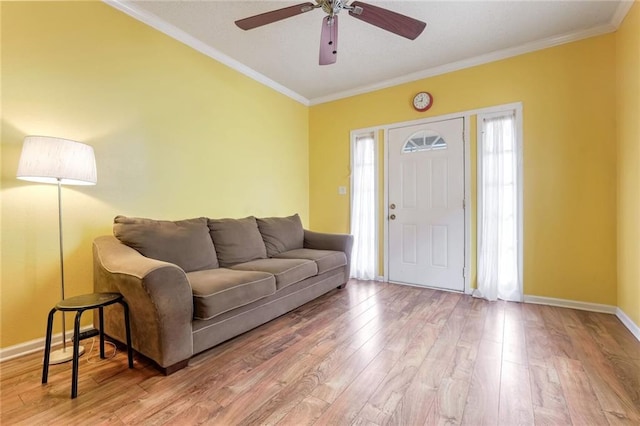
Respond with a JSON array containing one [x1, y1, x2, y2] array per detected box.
[[338, 186, 347, 195]]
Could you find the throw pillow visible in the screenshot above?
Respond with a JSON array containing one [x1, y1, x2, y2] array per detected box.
[[256, 214, 304, 257], [113, 216, 219, 272], [207, 216, 267, 267]]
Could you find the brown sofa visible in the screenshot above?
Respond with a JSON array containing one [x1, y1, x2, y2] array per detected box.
[[92, 214, 352, 374]]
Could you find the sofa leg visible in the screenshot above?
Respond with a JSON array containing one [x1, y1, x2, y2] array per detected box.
[[337, 283, 347, 289], [159, 359, 189, 375]]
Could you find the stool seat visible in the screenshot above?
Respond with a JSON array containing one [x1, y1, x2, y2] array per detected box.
[[56, 293, 122, 310], [42, 292, 133, 398]]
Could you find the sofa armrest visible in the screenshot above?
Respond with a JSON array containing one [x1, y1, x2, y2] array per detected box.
[[303, 230, 353, 285], [92, 235, 193, 369]]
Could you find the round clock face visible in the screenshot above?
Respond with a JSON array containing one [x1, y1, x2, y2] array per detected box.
[[413, 92, 433, 112]]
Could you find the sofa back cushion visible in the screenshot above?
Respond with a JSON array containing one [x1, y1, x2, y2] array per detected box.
[[113, 215, 219, 272], [208, 216, 267, 267], [256, 214, 304, 257]]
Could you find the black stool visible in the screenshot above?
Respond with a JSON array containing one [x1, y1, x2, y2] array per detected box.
[[42, 292, 134, 398]]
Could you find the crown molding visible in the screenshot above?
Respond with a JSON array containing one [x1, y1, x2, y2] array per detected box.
[[611, 0, 636, 28], [104, 0, 310, 106], [308, 22, 617, 105]]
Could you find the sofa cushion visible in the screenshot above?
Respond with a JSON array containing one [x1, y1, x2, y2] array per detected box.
[[113, 215, 218, 272], [208, 217, 267, 267], [256, 214, 304, 257], [187, 268, 276, 320], [231, 258, 317, 290], [274, 248, 347, 275]]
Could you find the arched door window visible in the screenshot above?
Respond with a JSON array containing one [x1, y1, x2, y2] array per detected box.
[[402, 130, 447, 153]]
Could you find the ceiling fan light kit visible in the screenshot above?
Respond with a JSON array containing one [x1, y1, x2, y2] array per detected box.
[[320, 15, 339, 65], [235, 0, 426, 65]]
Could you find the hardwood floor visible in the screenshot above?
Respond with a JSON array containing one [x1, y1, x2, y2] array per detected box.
[[1, 280, 639, 425]]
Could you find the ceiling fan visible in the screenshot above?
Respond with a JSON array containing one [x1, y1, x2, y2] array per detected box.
[[235, 0, 426, 65]]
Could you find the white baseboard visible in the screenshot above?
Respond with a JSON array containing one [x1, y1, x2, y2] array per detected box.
[[524, 294, 640, 342], [615, 307, 640, 341], [523, 294, 618, 314], [0, 325, 94, 363]]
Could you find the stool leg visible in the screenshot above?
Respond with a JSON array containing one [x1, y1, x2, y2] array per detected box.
[[120, 300, 134, 368], [99, 307, 106, 359], [42, 308, 57, 384], [71, 310, 83, 399]]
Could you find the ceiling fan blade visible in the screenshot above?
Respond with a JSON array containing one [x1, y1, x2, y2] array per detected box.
[[348, 1, 426, 40], [235, 2, 315, 30], [319, 15, 339, 65]]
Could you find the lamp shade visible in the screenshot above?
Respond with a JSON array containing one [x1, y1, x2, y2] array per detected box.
[[16, 136, 97, 185]]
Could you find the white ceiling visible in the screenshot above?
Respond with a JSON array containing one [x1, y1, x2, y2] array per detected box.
[[107, 1, 632, 105]]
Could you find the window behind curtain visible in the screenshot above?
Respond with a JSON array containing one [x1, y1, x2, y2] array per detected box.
[[350, 132, 376, 280], [476, 111, 522, 301]]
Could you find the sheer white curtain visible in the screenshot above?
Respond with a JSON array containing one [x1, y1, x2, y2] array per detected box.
[[475, 112, 521, 301], [350, 133, 376, 280]]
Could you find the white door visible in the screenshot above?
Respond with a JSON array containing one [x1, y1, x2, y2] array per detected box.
[[388, 118, 465, 291]]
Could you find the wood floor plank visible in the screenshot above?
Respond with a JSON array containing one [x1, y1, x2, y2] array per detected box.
[[529, 361, 573, 425], [503, 302, 528, 366], [207, 352, 320, 425], [2, 280, 639, 425], [216, 285, 422, 425], [389, 311, 471, 425], [553, 356, 609, 425], [460, 339, 502, 426], [314, 348, 399, 425], [276, 395, 329, 426], [498, 360, 535, 425], [366, 324, 440, 416], [424, 339, 479, 425], [310, 286, 433, 405], [245, 343, 361, 425]]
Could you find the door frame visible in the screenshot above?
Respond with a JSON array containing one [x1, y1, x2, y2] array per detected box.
[[384, 113, 471, 293], [350, 102, 522, 294]]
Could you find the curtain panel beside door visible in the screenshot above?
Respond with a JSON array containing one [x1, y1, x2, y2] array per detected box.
[[475, 110, 523, 302], [350, 132, 376, 280]]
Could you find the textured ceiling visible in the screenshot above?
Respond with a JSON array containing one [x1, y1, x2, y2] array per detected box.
[[108, 1, 630, 104]]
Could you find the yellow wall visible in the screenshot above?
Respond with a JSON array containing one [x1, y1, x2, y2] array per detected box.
[[310, 34, 618, 305], [0, 2, 309, 348], [616, 2, 640, 327]]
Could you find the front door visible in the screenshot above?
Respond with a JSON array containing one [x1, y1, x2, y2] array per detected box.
[[388, 117, 465, 291]]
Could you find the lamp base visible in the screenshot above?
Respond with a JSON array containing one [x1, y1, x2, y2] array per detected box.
[[48, 346, 85, 365]]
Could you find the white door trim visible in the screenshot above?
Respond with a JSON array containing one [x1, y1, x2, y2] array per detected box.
[[351, 102, 523, 293]]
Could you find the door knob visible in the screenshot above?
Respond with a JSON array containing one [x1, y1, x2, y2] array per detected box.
[[390, 203, 396, 209], [390, 214, 396, 220]]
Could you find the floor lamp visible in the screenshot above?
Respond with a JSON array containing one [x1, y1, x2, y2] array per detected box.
[[17, 136, 97, 364]]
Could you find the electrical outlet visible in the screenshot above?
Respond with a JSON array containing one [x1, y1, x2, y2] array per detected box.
[[338, 186, 347, 195]]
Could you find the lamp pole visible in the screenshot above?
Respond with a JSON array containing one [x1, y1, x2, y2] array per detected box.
[[57, 178, 67, 352]]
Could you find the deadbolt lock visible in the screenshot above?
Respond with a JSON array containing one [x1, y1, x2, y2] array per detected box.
[[390, 203, 396, 209], [390, 214, 396, 220]]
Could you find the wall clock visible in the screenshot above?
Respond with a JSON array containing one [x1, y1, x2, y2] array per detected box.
[[412, 91, 433, 112]]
